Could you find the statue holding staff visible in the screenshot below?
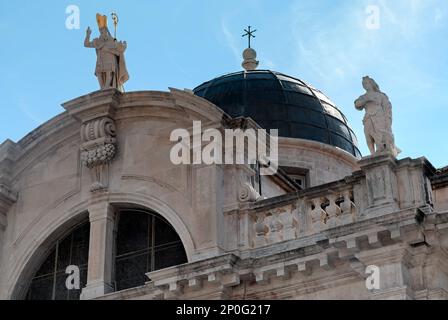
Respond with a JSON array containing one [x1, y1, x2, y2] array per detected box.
[[84, 13, 129, 91]]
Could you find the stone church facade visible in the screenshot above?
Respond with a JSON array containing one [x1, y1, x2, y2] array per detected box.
[[0, 24, 447, 300]]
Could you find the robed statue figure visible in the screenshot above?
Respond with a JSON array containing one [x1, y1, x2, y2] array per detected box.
[[355, 76, 401, 157], [84, 14, 129, 91]]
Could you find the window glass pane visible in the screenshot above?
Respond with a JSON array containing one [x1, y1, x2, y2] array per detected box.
[[245, 103, 287, 121], [275, 74, 305, 85], [284, 92, 322, 111], [281, 81, 313, 96], [326, 116, 351, 140], [246, 79, 279, 90], [322, 103, 345, 123], [116, 212, 150, 256], [115, 210, 188, 292], [288, 106, 326, 127], [154, 218, 182, 247], [213, 73, 243, 85], [67, 267, 87, 300], [56, 236, 72, 272], [27, 275, 54, 300], [194, 89, 206, 97], [290, 123, 330, 144], [71, 223, 90, 267], [245, 72, 276, 80], [246, 90, 284, 105], [154, 243, 188, 271], [35, 251, 56, 277], [350, 129, 359, 147], [27, 222, 90, 300], [115, 253, 150, 292], [256, 120, 290, 137], [330, 133, 355, 154], [55, 271, 69, 300], [313, 90, 336, 106]]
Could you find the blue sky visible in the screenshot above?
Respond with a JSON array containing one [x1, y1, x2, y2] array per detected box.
[[0, 0, 446, 168]]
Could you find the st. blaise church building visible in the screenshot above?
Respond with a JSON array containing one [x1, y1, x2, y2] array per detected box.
[[0, 15, 447, 300]]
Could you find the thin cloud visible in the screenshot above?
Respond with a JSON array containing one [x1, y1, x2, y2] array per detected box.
[[17, 99, 43, 124], [288, 0, 446, 93], [221, 19, 241, 65]]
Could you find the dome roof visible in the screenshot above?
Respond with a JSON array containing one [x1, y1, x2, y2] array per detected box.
[[193, 70, 361, 158]]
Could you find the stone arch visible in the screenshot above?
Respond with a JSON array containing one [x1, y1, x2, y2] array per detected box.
[[107, 192, 196, 262], [8, 192, 195, 299], [8, 208, 89, 300]]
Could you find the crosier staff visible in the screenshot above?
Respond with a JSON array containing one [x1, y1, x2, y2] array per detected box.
[[111, 12, 119, 41], [111, 12, 124, 91]]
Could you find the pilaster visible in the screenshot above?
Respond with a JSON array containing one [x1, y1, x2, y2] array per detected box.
[[80, 200, 116, 300], [358, 153, 399, 217]]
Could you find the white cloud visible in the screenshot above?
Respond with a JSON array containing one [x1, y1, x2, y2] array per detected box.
[[287, 0, 446, 94], [17, 99, 42, 124], [221, 19, 241, 65]]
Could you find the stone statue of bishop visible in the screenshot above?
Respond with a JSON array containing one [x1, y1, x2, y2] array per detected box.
[[84, 14, 129, 91], [355, 76, 401, 157]]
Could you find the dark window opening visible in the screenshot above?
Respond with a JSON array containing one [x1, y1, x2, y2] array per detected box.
[[281, 167, 310, 190], [114, 210, 187, 292], [26, 222, 90, 300]]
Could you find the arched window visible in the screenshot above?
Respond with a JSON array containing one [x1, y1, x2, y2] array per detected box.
[[26, 222, 90, 300], [114, 209, 188, 292]]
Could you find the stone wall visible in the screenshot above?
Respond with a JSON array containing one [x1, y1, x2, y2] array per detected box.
[[0, 89, 447, 300]]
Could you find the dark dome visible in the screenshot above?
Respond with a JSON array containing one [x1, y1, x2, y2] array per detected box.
[[193, 70, 361, 158]]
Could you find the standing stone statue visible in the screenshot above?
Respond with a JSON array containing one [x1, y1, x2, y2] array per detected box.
[[355, 76, 401, 157], [84, 14, 129, 91]]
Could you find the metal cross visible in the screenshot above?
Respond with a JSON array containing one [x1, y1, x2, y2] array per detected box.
[[242, 26, 257, 48], [111, 12, 119, 40]]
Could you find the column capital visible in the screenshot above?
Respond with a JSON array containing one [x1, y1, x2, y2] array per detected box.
[[87, 201, 115, 223]]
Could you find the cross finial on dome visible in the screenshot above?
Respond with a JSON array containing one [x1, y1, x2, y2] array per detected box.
[[242, 26, 257, 48], [241, 26, 259, 71]]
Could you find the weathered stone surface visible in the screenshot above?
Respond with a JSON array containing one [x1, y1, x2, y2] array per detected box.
[[0, 87, 447, 300]]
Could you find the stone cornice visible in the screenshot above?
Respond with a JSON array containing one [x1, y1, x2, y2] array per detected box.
[[397, 156, 436, 174], [104, 223, 425, 300], [358, 152, 398, 170], [431, 166, 448, 189], [62, 88, 121, 123]]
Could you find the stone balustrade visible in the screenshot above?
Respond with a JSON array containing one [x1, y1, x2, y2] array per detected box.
[[251, 200, 299, 248], [305, 185, 358, 233], [236, 154, 435, 250]]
